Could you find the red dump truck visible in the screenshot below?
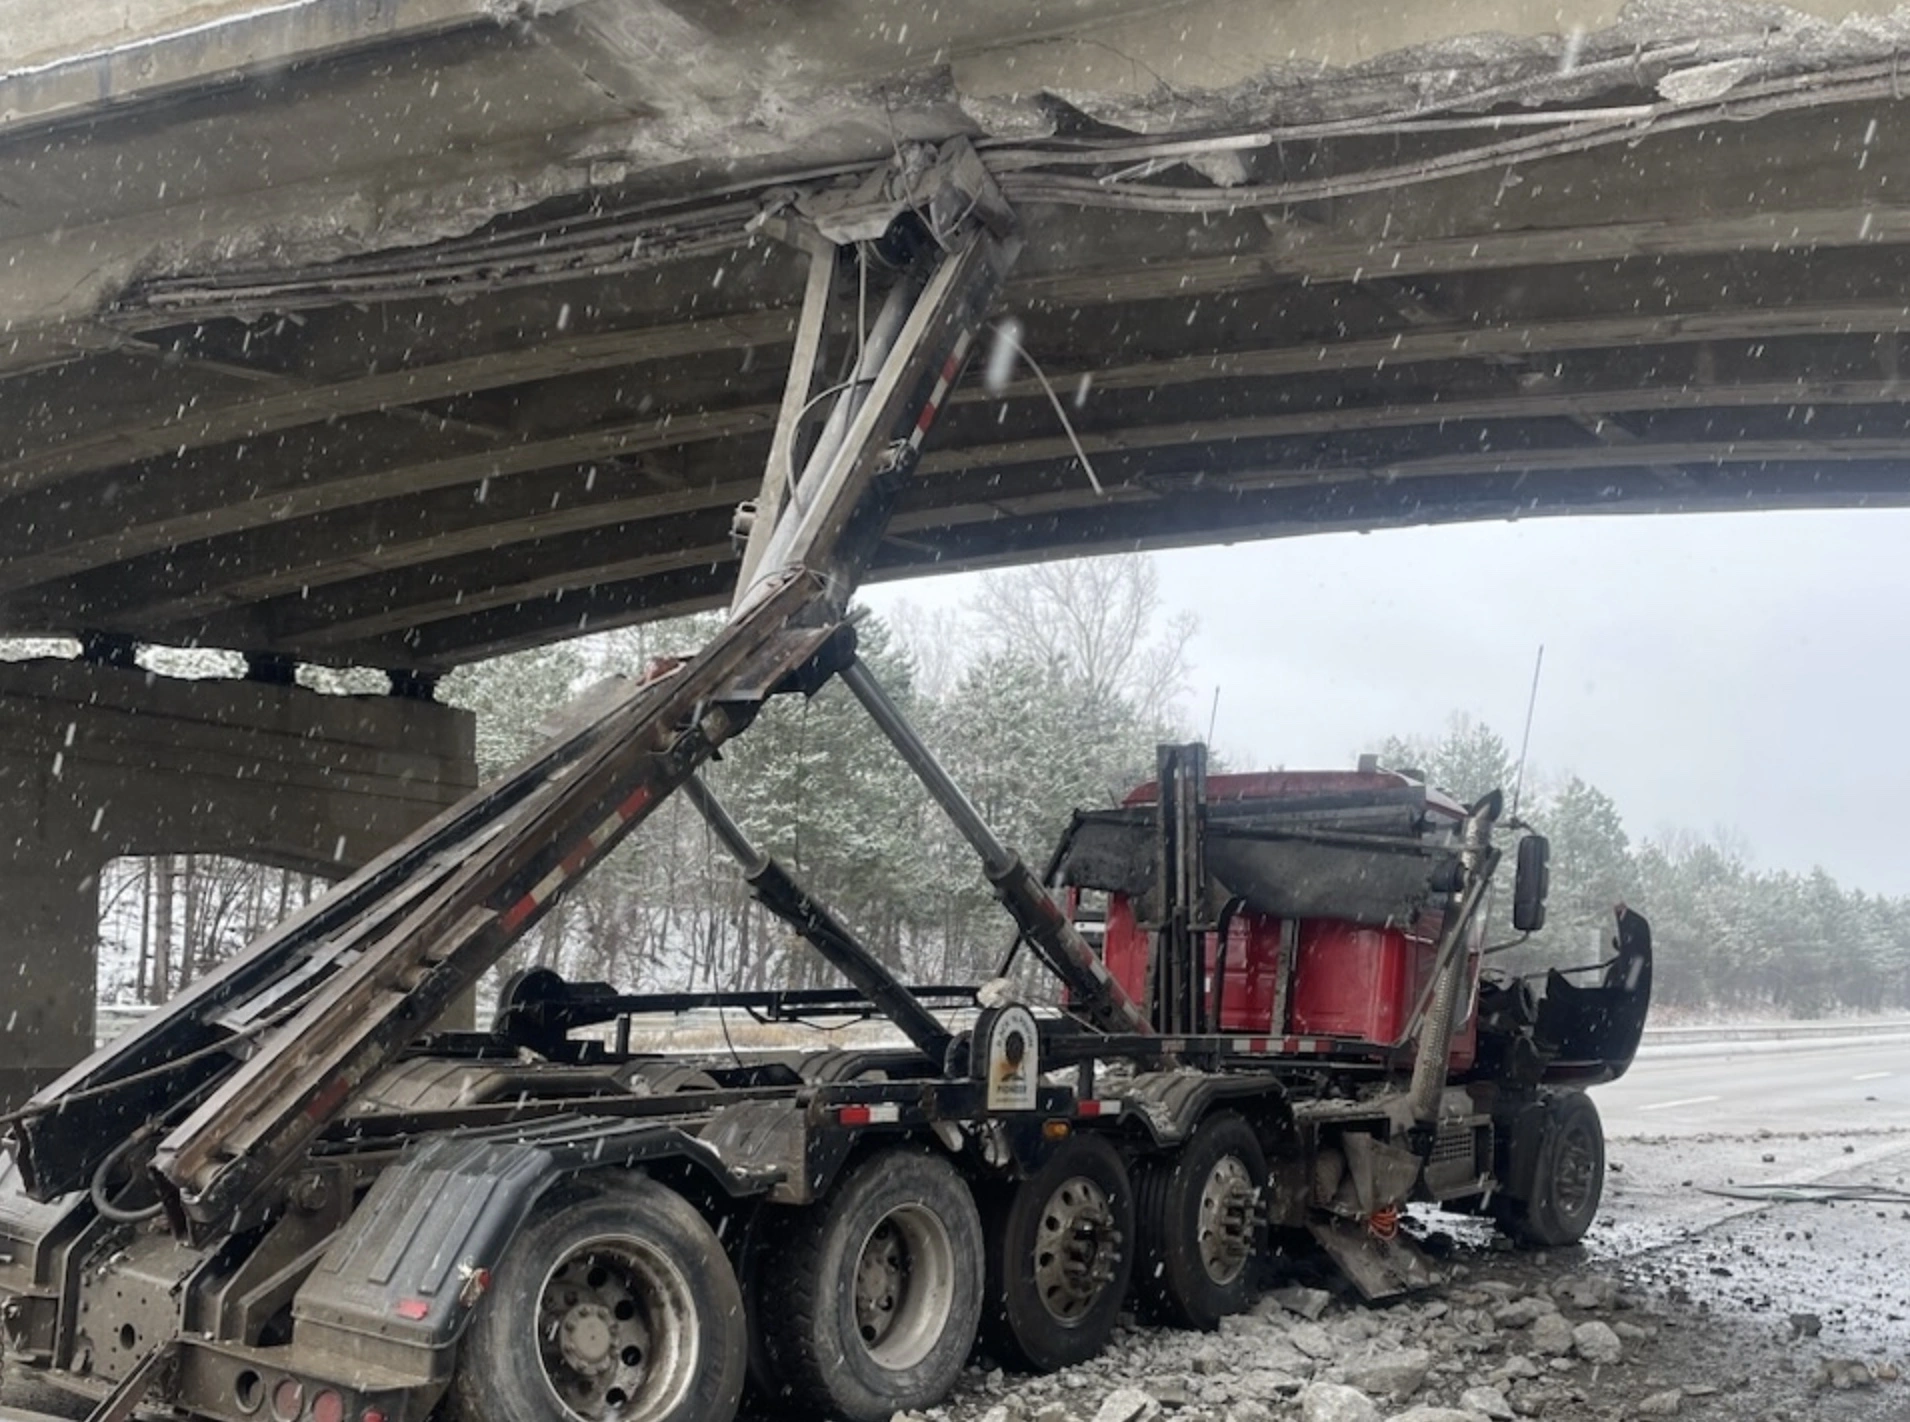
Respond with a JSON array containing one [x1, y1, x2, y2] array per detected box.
[[0, 730, 1650, 1422], [0, 164, 1648, 1422]]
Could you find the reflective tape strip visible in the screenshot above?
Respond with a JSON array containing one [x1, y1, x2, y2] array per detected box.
[[837, 1103, 902, 1125], [498, 784, 658, 934], [1076, 1099, 1123, 1118], [1222, 1035, 1345, 1055], [906, 328, 976, 452]]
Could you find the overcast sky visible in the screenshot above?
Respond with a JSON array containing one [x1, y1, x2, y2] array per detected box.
[[865, 506, 1910, 899]]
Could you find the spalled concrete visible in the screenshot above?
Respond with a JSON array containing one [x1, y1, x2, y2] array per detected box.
[[9, 8, 1910, 664]]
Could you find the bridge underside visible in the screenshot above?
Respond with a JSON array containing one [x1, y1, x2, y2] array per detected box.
[[5, 0, 1910, 672]]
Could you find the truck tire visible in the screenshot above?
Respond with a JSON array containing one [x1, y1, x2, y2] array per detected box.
[[1134, 1111, 1267, 1330], [452, 1176, 745, 1422], [981, 1132, 1135, 1372], [761, 1147, 984, 1422], [1497, 1090, 1605, 1247]]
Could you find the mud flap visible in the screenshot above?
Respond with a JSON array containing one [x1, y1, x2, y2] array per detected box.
[[1307, 1217, 1440, 1302]]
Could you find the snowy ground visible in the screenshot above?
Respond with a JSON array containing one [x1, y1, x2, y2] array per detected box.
[[897, 1123, 1910, 1422], [904, 1033, 1910, 1422]]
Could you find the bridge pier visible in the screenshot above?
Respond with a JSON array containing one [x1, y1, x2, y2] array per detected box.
[[0, 659, 477, 1111], [0, 826, 100, 1112]]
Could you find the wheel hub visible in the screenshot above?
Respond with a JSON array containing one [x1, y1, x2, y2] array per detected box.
[[1032, 1176, 1121, 1322], [558, 1302, 617, 1376], [1196, 1155, 1257, 1284], [1554, 1122, 1597, 1212], [537, 1248, 667, 1421], [854, 1221, 904, 1346], [850, 1203, 958, 1371]]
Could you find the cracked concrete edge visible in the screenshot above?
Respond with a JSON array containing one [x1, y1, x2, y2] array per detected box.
[[0, 0, 511, 137], [8, 0, 1910, 356]]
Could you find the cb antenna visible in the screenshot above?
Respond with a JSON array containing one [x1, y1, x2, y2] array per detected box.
[[1509, 644, 1544, 819]]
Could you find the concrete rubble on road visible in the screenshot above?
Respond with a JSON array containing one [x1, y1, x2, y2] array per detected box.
[[911, 1264, 1706, 1422], [884, 1122, 1910, 1422]]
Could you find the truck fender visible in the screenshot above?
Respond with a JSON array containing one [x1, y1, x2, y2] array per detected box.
[[1121, 1070, 1291, 1151], [291, 1119, 773, 1373]]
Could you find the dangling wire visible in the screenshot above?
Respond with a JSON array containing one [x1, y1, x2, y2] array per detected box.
[[991, 323, 1106, 495]]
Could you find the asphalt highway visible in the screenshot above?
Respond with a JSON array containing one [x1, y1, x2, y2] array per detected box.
[[1592, 1032, 1910, 1138]]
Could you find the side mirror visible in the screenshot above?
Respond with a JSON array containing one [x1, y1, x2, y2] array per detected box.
[[1512, 834, 1550, 932]]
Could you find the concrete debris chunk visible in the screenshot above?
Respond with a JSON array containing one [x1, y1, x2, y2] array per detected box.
[[1814, 1358, 1881, 1392], [1288, 1322, 1340, 1360], [1491, 1297, 1557, 1328], [1557, 1275, 1618, 1311], [1635, 1388, 1683, 1416], [1256, 1343, 1316, 1376], [1457, 1385, 1515, 1420], [1091, 1388, 1162, 1422], [1507, 1380, 1552, 1416], [1270, 1285, 1336, 1321], [1336, 1314, 1379, 1344], [1237, 1369, 1306, 1397], [1341, 1348, 1432, 1400], [1572, 1321, 1623, 1365], [1529, 1312, 1577, 1357], [1378, 1408, 1479, 1422], [1148, 1380, 1192, 1409], [1298, 1381, 1380, 1422]]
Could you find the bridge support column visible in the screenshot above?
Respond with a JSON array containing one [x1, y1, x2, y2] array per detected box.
[[0, 658, 478, 1111], [0, 830, 101, 1112]]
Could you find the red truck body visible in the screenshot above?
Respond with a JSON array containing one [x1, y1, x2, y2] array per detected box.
[[1098, 770, 1480, 1065]]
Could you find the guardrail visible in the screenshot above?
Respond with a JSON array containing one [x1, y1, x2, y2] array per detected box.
[[1639, 1019, 1910, 1046]]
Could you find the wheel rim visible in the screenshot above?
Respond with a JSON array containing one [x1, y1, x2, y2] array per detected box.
[[852, 1203, 957, 1370], [1195, 1155, 1257, 1285], [535, 1235, 700, 1422], [1031, 1175, 1122, 1324], [1552, 1119, 1600, 1220]]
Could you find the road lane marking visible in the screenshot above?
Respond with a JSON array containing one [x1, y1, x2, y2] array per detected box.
[[1639, 1094, 1722, 1111], [1853, 1071, 1892, 1081]]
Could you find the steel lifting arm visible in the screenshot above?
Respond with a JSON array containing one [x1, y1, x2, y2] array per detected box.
[[8, 164, 1020, 1234], [838, 659, 1154, 1037], [680, 774, 954, 1064], [154, 573, 835, 1231], [1406, 792, 1503, 1127]]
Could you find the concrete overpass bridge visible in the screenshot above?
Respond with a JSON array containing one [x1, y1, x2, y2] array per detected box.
[[5, 0, 1910, 1099]]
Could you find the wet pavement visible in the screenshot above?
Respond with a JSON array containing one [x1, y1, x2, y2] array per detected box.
[[1593, 1034, 1910, 1138]]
